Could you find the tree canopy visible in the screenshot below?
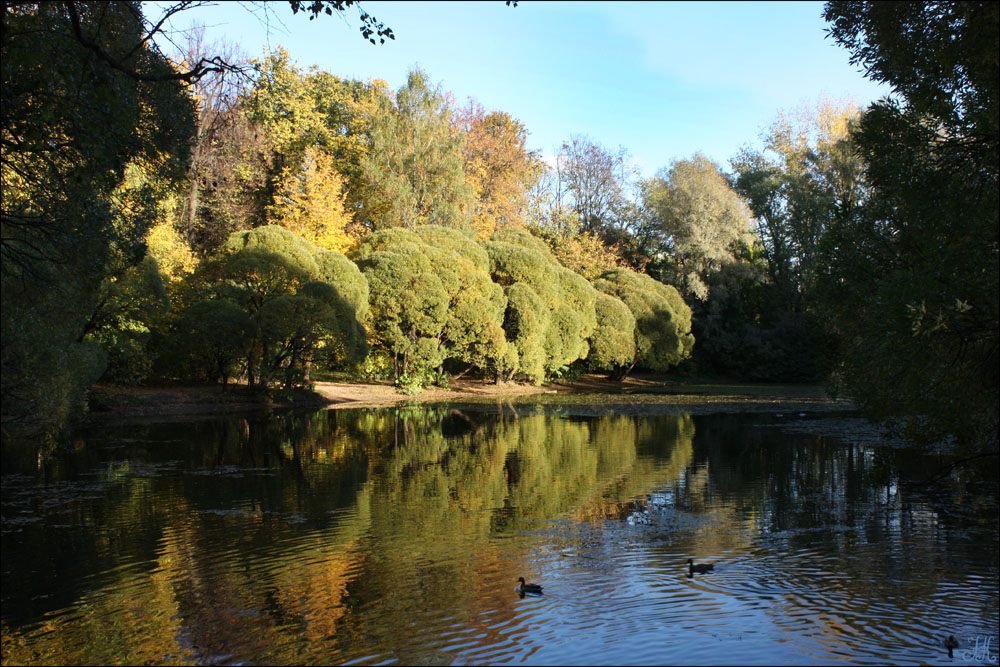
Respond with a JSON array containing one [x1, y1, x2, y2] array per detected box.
[[2, 1, 195, 438]]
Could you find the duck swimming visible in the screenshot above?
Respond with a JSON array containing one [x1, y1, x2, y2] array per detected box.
[[686, 558, 714, 574], [517, 577, 543, 594]]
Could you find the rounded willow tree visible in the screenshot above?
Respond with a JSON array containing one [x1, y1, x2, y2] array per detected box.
[[592, 268, 694, 379], [486, 228, 598, 383], [175, 225, 368, 388], [354, 225, 508, 389], [588, 291, 637, 374]]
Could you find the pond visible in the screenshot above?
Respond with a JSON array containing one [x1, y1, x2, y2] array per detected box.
[[2, 402, 998, 665]]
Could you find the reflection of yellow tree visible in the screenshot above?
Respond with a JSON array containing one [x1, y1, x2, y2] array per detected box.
[[267, 490, 372, 646], [0, 492, 286, 664]]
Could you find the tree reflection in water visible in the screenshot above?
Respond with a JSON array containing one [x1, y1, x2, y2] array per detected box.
[[1, 406, 997, 665]]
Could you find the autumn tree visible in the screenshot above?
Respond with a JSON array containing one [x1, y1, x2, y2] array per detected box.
[[642, 154, 756, 302], [526, 156, 582, 237], [173, 29, 253, 254], [267, 145, 354, 252], [307, 70, 392, 229], [528, 136, 640, 278], [246, 49, 395, 245], [731, 98, 866, 306], [1, 1, 195, 438], [456, 100, 543, 239], [540, 230, 627, 281]]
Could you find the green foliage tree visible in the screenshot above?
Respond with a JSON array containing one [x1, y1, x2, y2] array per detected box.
[[819, 1, 998, 451], [415, 226, 508, 379], [642, 154, 757, 302], [83, 257, 171, 385], [177, 226, 368, 389], [588, 292, 637, 373], [360, 68, 474, 231], [171, 299, 253, 387], [592, 268, 694, 379], [722, 100, 865, 381]]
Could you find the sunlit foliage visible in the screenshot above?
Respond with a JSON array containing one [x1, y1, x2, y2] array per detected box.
[[643, 154, 756, 302], [485, 228, 599, 382], [360, 68, 473, 231], [731, 98, 865, 305], [355, 226, 507, 389], [593, 268, 694, 378], [588, 292, 637, 373], [268, 146, 355, 252]]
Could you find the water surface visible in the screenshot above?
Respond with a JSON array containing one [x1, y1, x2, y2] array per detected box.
[[2, 404, 997, 665]]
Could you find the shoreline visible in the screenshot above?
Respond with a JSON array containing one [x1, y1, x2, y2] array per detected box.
[[85, 375, 849, 422]]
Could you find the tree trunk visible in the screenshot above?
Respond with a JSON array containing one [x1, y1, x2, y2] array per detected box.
[[183, 171, 199, 246]]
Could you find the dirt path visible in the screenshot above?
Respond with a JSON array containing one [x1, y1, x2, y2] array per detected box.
[[87, 375, 841, 420]]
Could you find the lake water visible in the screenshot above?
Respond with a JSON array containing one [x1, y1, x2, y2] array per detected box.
[[2, 402, 998, 665]]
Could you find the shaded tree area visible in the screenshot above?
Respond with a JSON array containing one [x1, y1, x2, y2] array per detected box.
[[728, 99, 864, 381], [1, 0, 418, 441], [819, 0, 998, 453], [2, 2, 195, 438], [163, 225, 369, 390]]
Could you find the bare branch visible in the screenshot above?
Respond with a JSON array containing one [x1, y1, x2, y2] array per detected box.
[[63, 1, 241, 83]]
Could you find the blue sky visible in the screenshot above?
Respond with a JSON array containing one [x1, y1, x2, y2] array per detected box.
[[155, 1, 891, 177]]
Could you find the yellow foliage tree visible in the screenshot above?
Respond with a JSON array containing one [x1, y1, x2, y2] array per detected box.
[[548, 231, 626, 281], [764, 96, 860, 177], [145, 218, 197, 282], [267, 146, 356, 253]]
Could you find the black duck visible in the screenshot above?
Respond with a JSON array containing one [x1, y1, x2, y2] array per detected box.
[[517, 577, 543, 594], [686, 558, 714, 574]]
